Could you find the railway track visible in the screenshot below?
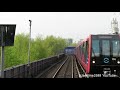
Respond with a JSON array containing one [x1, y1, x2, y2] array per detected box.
[[36, 55, 84, 78], [35, 56, 67, 78]]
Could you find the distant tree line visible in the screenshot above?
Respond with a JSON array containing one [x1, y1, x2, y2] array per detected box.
[[0, 33, 77, 68]]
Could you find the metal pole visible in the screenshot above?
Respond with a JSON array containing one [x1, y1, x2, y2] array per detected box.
[[1, 26, 5, 78], [28, 20, 32, 77], [1, 46, 4, 78], [28, 20, 32, 66]]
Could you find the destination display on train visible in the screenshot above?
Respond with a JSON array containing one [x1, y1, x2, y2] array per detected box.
[[98, 36, 112, 38]]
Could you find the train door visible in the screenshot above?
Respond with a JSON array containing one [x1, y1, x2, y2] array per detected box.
[[101, 39, 111, 74], [83, 41, 89, 73], [101, 40, 111, 64]]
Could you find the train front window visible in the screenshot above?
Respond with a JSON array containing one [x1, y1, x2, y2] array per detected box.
[[102, 40, 110, 56], [112, 40, 120, 56], [92, 40, 100, 57]]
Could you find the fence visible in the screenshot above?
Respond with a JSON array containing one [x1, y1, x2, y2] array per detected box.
[[3, 53, 65, 78]]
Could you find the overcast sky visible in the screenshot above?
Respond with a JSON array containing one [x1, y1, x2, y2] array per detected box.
[[0, 12, 120, 42]]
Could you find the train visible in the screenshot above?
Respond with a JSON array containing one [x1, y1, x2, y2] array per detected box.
[[64, 46, 75, 55], [74, 34, 120, 75]]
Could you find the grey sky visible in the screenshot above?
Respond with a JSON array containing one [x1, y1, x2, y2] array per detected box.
[[0, 12, 119, 42]]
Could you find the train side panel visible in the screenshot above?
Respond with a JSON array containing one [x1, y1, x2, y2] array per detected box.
[[75, 35, 91, 73]]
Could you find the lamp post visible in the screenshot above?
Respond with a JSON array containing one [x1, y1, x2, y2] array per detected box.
[[28, 20, 32, 66], [27, 20, 32, 77]]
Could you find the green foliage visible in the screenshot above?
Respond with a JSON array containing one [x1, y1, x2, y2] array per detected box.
[[30, 36, 47, 61], [44, 35, 67, 56], [4, 33, 29, 68], [0, 33, 69, 68]]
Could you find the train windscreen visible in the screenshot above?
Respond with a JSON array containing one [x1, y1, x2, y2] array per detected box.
[[112, 40, 120, 57], [102, 40, 110, 56], [92, 35, 120, 57], [92, 40, 100, 57]]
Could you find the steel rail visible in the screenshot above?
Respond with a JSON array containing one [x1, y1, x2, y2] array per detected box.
[[74, 58, 82, 78], [35, 56, 66, 78], [71, 55, 74, 78], [52, 56, 69, 78]]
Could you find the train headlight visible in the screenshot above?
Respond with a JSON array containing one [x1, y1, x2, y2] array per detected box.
[[92, 60, 95, 64], [117, 61, 120, 64]]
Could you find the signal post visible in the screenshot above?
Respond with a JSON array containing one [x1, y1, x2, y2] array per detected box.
[[0, 24, 16, 78]]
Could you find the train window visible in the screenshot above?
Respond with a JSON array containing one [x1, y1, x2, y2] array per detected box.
[[79, 46, 82, 56], [102, 40, 110, 56], [92, 40, 100, 57], [80, 44, 83, 60], [85, 41, 88, 64], [83, 43, 86, 55], [112, 40, 120, 56], [81, 41, 88, 64]]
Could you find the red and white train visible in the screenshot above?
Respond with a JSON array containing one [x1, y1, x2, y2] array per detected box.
[[75, 34, 120, 75]]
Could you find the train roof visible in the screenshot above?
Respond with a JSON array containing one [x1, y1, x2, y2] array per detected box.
[[91, 34, 120, 39], [76, 34, 120, 47], [90, 34, 120, 36]]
